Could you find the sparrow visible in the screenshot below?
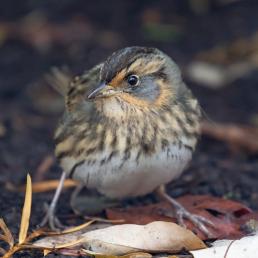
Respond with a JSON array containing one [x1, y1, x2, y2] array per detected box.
[[41, 46, 212, 236]]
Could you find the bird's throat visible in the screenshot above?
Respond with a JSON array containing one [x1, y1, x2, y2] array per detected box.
[[95, 97, 148, 121]]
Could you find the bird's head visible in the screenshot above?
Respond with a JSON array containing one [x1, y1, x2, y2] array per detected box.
[[88, 47, 182, 111]]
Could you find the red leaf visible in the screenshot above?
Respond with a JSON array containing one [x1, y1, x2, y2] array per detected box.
[[106, 195, 253, 240]]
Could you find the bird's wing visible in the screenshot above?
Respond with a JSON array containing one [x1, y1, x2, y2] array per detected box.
[[66, 63, 103, 112], [46, 63, 103, 112], [45, 66, 73, 96]]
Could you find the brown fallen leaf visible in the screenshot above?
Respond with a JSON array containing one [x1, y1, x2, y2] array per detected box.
[[106, 195, 252, 240], [201, 121, 258, 154]]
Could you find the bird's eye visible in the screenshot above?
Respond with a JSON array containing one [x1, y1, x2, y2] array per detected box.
[[127, 75, 139, 86]]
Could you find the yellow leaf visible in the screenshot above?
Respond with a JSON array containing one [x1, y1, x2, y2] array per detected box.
[[18, 174, 32, 244], [60, 220, 95, 234]]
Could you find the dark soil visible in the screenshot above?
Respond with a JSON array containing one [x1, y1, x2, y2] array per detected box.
[[0, 1, 258, 257]]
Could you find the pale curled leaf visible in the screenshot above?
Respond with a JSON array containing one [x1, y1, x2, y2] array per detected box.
[[34, 221, 206, 256], [82, 221, 206, 254], [18, 174, 32, 244]]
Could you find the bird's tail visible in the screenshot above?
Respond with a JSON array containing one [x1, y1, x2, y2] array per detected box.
[[45, 67, 73, 96]]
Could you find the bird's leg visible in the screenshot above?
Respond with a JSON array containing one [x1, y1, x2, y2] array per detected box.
[[156, 185, 214, 238], [70, 184, 119, 216], [40, 171, 66, 230], [70, 183, 85, 213]]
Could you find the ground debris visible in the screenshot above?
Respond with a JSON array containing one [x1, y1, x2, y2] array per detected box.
[[201, 121, 258, 154]]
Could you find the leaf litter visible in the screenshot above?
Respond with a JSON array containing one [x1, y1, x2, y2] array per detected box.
[[1, 175, 258, 257], [0, 175, 206, 257]]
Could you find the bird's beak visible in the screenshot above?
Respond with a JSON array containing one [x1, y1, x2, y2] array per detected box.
[[88, 83, 119, 100]]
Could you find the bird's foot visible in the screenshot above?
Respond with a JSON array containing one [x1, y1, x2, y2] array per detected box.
[[172, 201, 214, 238], [39, 171, 67, 231], [39, 203, 65, 231], [156, 185, 214, 238]]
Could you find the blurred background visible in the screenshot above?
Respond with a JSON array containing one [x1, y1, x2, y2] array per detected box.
[[0, 0, 258, 239]]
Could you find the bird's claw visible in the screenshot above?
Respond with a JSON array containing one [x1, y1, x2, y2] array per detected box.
[[175, 206, 214, 238], [39, 203, 65, 231]]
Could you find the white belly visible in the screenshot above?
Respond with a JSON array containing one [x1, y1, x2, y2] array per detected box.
[[64, 145, 192, 198]]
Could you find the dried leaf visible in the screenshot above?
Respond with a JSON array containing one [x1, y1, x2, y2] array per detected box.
[[32, 221, 95, 252], [2, 245, 21, 258], [0, 219, 14, 248], [6, 179, 77, 193], [107, 195, 252, 240], [34, 221, 206, 256], [25, 227, 56, 242], [59, 220, 95, 234], [82, 221, 206, 255], [106, 202, 174, 225], [32, 179, 77, 193], [18, 174, 32, 244]]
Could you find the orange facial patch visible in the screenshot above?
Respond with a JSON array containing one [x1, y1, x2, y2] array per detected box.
[[119, 93, 150, 108], [109, 68, 127, 88], [119, 79, 172, 108]]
